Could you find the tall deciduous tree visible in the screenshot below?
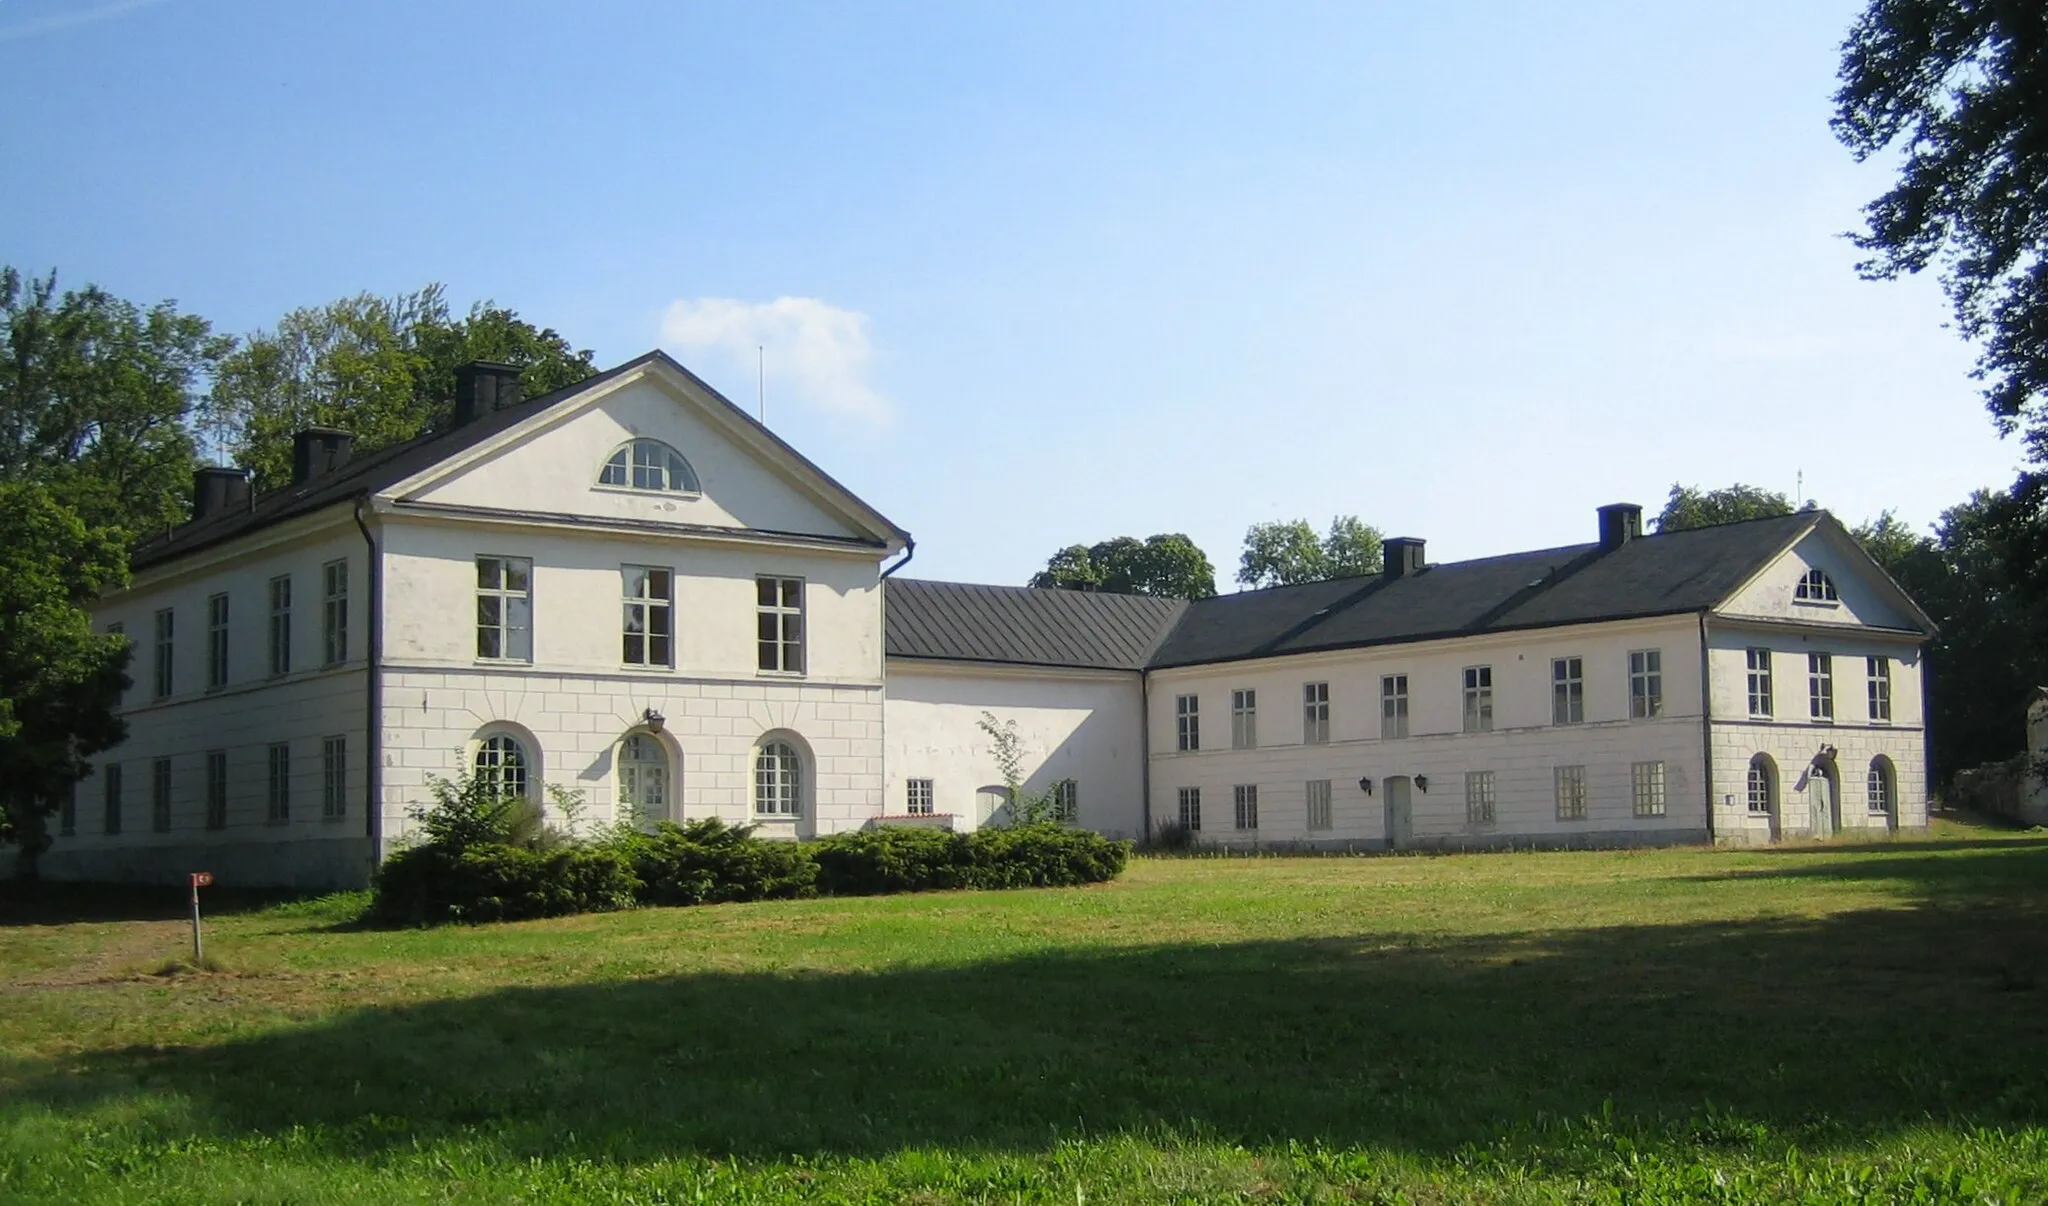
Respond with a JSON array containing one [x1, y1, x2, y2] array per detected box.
[[1029, 534, 1217, 598], [0, 483, 131, 879], [1835, 2, 2048, 458], [1237, 516, 1385, 588], [0, 268, 231, 537], [1653, 483, 1800, 533], [207, 286, 597, 490]]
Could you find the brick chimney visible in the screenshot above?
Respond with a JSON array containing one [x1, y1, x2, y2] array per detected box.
[[291, 428, 354, 486], [453, 361, 524, 426], [1598, 503, 1643, 551], [191, 466, 251, 520], [1382, 537, 1426, 579]]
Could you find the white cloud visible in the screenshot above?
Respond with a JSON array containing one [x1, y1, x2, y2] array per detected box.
[[0, 0, 167, 42], [660, 296, 889, 423]]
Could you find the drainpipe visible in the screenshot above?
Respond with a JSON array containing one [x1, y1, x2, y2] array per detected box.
[[880, 538, 915, 579], [352, 499, 383, 877], [1139, 670, 1153, 842], [1697, 609, 1715, 843]]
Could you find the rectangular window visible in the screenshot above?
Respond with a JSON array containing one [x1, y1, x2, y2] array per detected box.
[[1465, 770, 1496, 824], [1052, 779, 1078, 823], [268, 575, 292, 677], [102, 762, 123, 835], [1176, 694, 1200, 751], [1231, 688, 1258, 749], [322, 736, 346, 821], [1746, 647, 1773, 717], [107, 622, 125, 707], [622, 566, 674, 667], [1551, 656, 1584, 725], [906, 777, 934, 816], [1867, 656, 1892, 722], [1177, 786, 1201, 831], [1381, 674, 1409, 739], [1555, 764, 1587, 820], [205, 593, 229, 690], [266, 742, 290, 825], [475, 556, 534, 661], [205, 750, 228, 830], [151, 757, 173, 832], [1305, 779, 1332, 831], [1629, 649, 1663, 719], [322, 558, 349, 665], [1809, 652, 1834, 720], [1303, 682, 1330, 745], [153, 608, 174, 698], [1233, 784, 1259, 831], [1462, 666, 1493, 733], [1632, 760, 1667, 817], [756, 576, 805, 673]]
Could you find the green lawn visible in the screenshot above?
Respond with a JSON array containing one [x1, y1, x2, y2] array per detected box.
[[4, 822, 2046, 1204]]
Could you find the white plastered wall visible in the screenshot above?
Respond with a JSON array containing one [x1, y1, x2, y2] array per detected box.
[[882, 660, 1146, 838]]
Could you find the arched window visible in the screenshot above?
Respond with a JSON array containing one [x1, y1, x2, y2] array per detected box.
[[617, 733, 671, 826], [1746, 754, 1776, 815], [1868, 756, 1895, 814], [754, 741, 802, 816], [1794, 568, 1839, 602], [475, 733, 530, 798], [599, 439, 700, 493]]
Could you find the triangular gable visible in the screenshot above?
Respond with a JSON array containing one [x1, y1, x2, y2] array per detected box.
[[1715, 514, 1933, 634], [381, 352, 907, 548]]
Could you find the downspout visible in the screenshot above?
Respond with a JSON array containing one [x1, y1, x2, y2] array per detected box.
[[877, 539, 912, 831], [1697, 609, 1716, 843], [1139, 669, 1153, 842], [353, 499, 383, 876], [880, 537, 916, 579]]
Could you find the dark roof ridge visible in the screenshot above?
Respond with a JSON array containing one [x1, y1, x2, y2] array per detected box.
[[894, 576, 1170, 603]]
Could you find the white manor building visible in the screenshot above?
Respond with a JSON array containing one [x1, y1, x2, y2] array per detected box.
[[43, 352, 1937, 887]]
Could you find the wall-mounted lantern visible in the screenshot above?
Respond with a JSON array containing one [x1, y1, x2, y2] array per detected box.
[[1415, 775, 1430, 793], [1357, 777, 1374, 796], [642, 707, 666, 732]]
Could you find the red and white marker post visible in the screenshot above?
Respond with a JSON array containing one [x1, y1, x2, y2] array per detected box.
[[188, 871, 213, 963]]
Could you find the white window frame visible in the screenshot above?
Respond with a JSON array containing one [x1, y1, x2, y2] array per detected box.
[[268, 574, 292, 677], [754, 740, 802, 816], [1746, 647, 1773, 717], [1303, 682, 1330, 745], [475, 733, 531, 799], [1746, 757, 1774, 815], [152, 608, 174, 699], [1177, 786, 1201, 831], [1867, 758, 1895, 814], [205, 593, 229, 691], [1230, 688, 1258, 749], [1866, 656, 1891, 722], [266, 742, 290, 825], [906, 777, 935, 816], [1808, 652, 1835, 721], [1795, 568, 1839, 603], [1175, 694, 1200, 751], [322, 736, 346, 821], [322, 558, 349, 666], [622, 565, 674, 668], [1381, 674, 1409, 739], [1551, 656, 1584, 725], [1233, 783, 1259, 831], [1628, 649, 1663, 719], [1465, 770, 1496, 824], [756, 576, 806, 674], [1555, 764, 1587, 820], [476, 555, 534, 662], [1461, 666, 1493, 733], [598, 438, 701, 494], [1632, 760, 1666, 817], [1305, 779, 1332, 831]]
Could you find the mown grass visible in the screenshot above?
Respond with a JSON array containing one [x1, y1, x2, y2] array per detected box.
[[3, 820, 2046, 1203]]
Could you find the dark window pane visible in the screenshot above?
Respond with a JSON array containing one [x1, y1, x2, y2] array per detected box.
[[477, 559, 499, 590], [781, 579, 801, 608], [757, 578, 776, 607], [650, 634, 670, 665]]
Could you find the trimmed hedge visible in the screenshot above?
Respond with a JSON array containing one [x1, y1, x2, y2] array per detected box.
[[371, 818, 1129, 926]]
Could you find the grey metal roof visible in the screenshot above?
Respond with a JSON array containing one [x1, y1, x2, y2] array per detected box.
[[890, 512, 1906, 674], [885, 578, 1188, 671], [132, 351, 906, 573]]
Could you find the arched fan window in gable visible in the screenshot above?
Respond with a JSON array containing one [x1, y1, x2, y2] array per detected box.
[[1794, 567, 1839, 603], [599, 439, 701, 494]]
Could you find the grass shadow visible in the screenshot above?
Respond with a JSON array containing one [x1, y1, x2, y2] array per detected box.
[[0, 880, 360, 928]]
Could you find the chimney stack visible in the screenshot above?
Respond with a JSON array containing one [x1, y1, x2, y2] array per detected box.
[[191, 466, 252, 520], [1382, 537, 1426, 579], [453, 361, 524, 426], [1598, 503, 1643, 551], [291, 428, 355, 486]]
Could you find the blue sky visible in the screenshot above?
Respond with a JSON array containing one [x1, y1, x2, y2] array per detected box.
[[1, 0, 2019, 586]]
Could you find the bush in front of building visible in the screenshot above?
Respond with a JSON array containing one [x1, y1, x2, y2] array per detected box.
[[373, 841, 641, 925], [809, 824, 1130, 895], [617, 818, 820, 906]]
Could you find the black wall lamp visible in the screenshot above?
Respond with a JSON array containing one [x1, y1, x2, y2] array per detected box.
[[642, 707, 666, 732], [1415, 775, 1430, 793], [1357, 777, 1374, 796]]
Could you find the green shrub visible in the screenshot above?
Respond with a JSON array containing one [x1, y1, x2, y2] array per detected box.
[[966, 823, 1129, 888], [620, 818, 818, 906], [810, 823, 1129, 894], [372, 843, 639, 925]]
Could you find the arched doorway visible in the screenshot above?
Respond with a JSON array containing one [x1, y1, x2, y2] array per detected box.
[[1747, 754, 1781, 841], [1383, 775, 1414, 849], [617, 731, 673, 828], [1807, 756, 1840, 838]]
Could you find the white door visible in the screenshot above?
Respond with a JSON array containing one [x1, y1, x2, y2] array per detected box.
[[1808, 765, 1838, 839], [618, 734, 672, 828], [1385, 776, 1413, 848]]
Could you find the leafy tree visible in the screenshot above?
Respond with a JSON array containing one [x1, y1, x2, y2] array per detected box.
[[208, 285, 597, 490], [1238, 515, 1385, 588], [975, 711, 1061, 826], [0, 267, 232, 537], [1029, 533, 1216, 598], [0, 483, 132, 879], [1834, 2, 2048, 459], [1653, 483, 1799, 533], [1851, 509, 1928, 573]]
